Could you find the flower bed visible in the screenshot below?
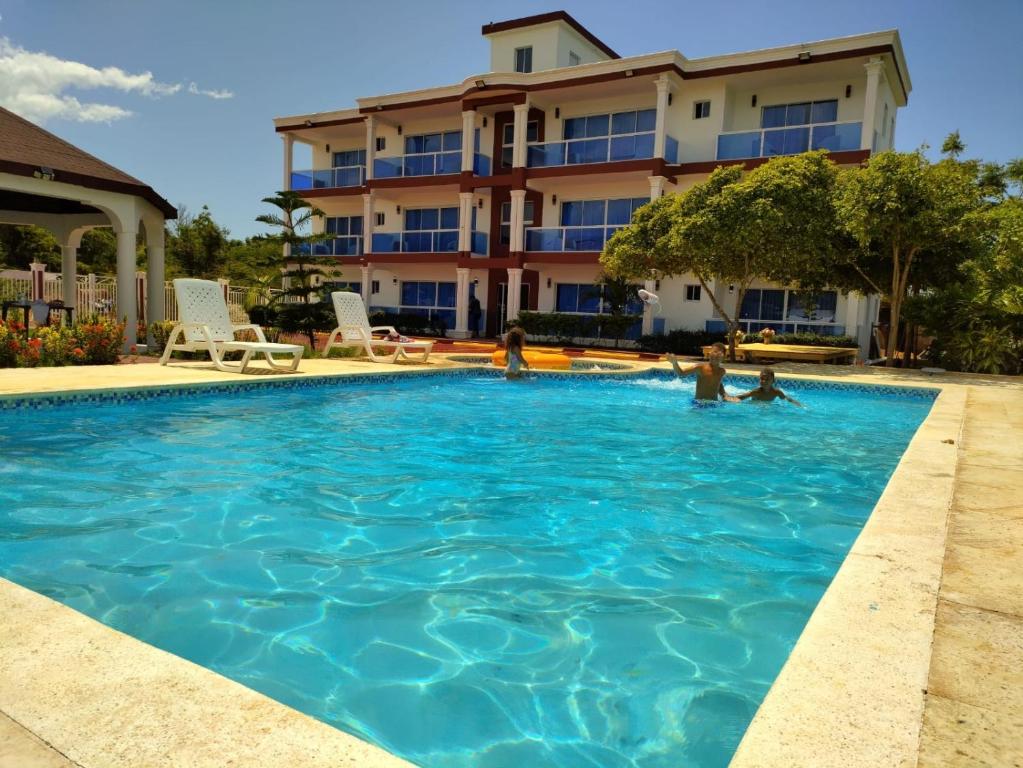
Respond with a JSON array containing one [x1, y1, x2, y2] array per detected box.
[[0, 317, 125, 367]]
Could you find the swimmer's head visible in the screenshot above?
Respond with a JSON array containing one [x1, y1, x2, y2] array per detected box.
[[759, 368, 775, 387], [709, 342, 726, 362]]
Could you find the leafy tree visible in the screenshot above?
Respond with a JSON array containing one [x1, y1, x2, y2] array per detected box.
[[255, 191, 332, 347], [941, 130, 965, 160], [167, 205, 229, 278], [602, 151, 842, 359], [76, 229, 118, 274], [835, 150, 984, 365], [587, 273, 642, 348], [0, 225, 60, 269], [1005, 158, 1023, 198]]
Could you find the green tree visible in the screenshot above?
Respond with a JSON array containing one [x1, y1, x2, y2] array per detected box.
[[255, 191, 331, 347], [835, 150, 983, 366], [0, 225, 60, 269], [1005, 157, 1023, 198], [941, 130, 965, 160], [602, 151, 842, 359], [76, 229, 118, 274], [167, 205, 229, 278]]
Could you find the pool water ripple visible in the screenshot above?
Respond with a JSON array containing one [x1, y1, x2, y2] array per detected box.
[[0, 373, 933, 768]]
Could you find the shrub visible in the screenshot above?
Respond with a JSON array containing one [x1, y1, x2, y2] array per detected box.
[[0, 316, 124, 368], [637, 329, 723, 355], [248, 304, 278, 326], [368, 311, 447, 337]]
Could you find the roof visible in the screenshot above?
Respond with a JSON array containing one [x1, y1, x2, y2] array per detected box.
[[481, 11, 620, 60], [0, 106, 177, 219]]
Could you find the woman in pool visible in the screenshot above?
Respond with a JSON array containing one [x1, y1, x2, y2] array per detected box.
[[504, 326, 530, 380], [737, 368, 803, 406]]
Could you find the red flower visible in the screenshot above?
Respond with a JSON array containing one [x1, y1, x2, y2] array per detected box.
[[28, 338, 42, 349]]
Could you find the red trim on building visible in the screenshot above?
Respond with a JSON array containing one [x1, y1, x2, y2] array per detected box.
[[368, 175, 461, 190], [293, 186, 368, 198], [481, 11, 620, 60], [275, 116, 366, 133], [670, 148, 870, 176], [523, 252, 601, 264], [526, 158, 664, 180], [463, 93, 528, 110], [363, 253, 462, 264]]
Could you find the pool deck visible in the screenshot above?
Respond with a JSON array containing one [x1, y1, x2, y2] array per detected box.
[[1, 356, 1021, 767]]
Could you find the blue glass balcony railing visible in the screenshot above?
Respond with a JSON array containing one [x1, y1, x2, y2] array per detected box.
[[294, 236, 363, 257], [526, 131, 677, 168], [290, 166, 366, 190], [371, 230, 459, 253], [473, 153, 491, 176], [471, 231, 488, 256], [373, 151, 461, 178], [524, 225, 624, 252], [716, 122, 862, 161]]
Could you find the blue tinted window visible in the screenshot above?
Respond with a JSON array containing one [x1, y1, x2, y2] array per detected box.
[[440, 207, 459, 230], [404, 136, 421, 154], [560, 201, 581, 226], [585, 114, 609, 137], [611, 111, 636, 135], [401, 282, 419, 305], [786, 103, 811, 126], [473, 128, 480, 152], [349, 217, 363, 236], [606, 199, 633, 225], [419, 208, 439, 230], [636, 109, 656, 132], [761, 106, 786, 129], [760, 290, 785, 320], [556, 284, 579, 312], [563, 117, 586, 140], [404, 209, 421, 230], [437, 282, 457, 307], [417, 282, 436, 306], [423, 133, 442, 153], [811, 100, 838, 123], [581, 200, 605, 225], [740, 289, 761, 318], [442, 131, 462, 151], [325, 218, 337, 235], [578, 284, 601, 313]]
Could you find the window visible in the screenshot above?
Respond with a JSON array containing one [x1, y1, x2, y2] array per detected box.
[[404, 130, 461, 154], [501, 120, 538, 167], [375, 137, 386, 152], [555, 283, 645, 340], [761, 99, 837, 128], [402, 131, 461, 175], [375, 212, 385, 227], [499, 200, 534, 245], [568, 51, 580, 67], [734, 289, 840, 333], [514, 46, 533, 73], [403, 207, 459, 252], [323, 216, 363, 256], [332, 149, 365, 168], [685, 284, 702, 302], [693, 101, 711, 119], [400, 281, 457, 330], [371, 280, 380, 295], [562, 109, 656, 163]]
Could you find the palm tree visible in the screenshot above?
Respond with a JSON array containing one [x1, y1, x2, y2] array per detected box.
[[940, 131, 965, 160], [256, 191, 329, 347]]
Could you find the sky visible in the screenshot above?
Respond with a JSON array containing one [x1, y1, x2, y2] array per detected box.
[[1, 0, 1021, 239]]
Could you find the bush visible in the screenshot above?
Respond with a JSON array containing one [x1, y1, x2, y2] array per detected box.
[[0, 316, 124, 368], [745, 331, 859, 348], [248, 304, 278, 326], [275, 303, 337, 335], [637, 329, 723, 355], [368, 311, 447, 337]]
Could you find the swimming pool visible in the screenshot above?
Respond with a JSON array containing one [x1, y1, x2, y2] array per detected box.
[[0, 371, 935, 768]]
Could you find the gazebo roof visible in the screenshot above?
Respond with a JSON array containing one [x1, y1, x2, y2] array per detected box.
[[0, 106, 176, 219]]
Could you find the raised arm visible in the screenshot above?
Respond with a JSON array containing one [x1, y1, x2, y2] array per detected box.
[[666, 353, 699, 378]]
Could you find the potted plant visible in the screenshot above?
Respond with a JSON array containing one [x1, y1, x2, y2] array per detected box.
[[762, 327, 776, 344]]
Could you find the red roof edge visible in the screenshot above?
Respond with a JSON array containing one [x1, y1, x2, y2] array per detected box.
[[481, 11, 620, 60]]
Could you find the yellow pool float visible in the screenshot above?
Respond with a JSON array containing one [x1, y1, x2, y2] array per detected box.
[[491, 349, 572, 370]]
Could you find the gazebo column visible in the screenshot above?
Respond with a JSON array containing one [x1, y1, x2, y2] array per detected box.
[[116, 228, 138, 352], [60, 244, 77, 316], [146, 231, 166, 344]]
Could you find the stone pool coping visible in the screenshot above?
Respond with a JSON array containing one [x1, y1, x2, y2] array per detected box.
[[0, 356, 1020, 767]]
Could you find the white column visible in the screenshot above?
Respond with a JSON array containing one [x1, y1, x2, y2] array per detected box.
[[642, 278, 656, 335], [857, 293, 880, 362], [458, 192, 474, 252], [648, 176, 666, 201], [508, 189, 527, 253], [116, 228, 138, 352], [506, 267, 523, 324], [360, 264, 373, 302], [861, 59, 885, 152], [461, 110, 476, 172], [362, 192, 375, 254], [146, 231, 166, 328], [60, 245, 77, 312], [86, 272, 97, 316], [453, 267, 471, 338], [654, 76, 672, 159], [365, 115, 377, 181], [511, 102, 530, 168], [281, 134, 294, 190]]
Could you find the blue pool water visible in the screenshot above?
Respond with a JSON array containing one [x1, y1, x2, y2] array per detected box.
[[0, 372, 934, 768]]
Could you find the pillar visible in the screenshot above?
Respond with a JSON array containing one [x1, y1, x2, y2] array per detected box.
[[115, 228, 138, 352], [136, 271, 147, 325], [60, 245, 77, 314], [508, 189, 527, 253], [146, 233, 166, 334], [365, 115, 376, 181], [282, 133, 294, 190], [511, 102, 530, 168], [642, 278, 656, 335], [362, 192, 375, 255], [506, 267, 523, 324], [360, 264, 373, 302], [654, 76, 672, 159], [461, 110, 476, 173], [29, 261, 46, 301], [861, 59, 885, 152], [86, 272, 97, 316], [458, 192, 474, 252], [452, 266, 471, 338], [649, 176, 666, 201]]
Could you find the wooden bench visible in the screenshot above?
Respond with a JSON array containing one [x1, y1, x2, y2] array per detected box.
[[702, 343, 858, 364]]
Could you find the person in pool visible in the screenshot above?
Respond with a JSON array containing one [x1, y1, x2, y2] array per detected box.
[[666, 343, 738, 402], [504, 326, 530, 380], [737, 368, 804, 406]]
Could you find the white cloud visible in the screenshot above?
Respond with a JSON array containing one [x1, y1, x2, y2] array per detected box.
[[188, 81, 234, 100], [0, 37, 232, 124]]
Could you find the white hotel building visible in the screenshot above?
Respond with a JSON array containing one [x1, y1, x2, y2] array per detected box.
[[274, 11, 910, 349]]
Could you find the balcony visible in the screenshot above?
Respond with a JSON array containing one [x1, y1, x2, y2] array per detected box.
[[294, 236, 363, 257], [374, 151, 460, 178], [370, 230, 489, 255], [290, 166, 366, 190], [524, 225, 623, 252], [526, 132, 678, 168], [716, 121, 862, 161]]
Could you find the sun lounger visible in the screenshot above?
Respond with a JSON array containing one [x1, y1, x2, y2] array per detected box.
[[324, 291, 432, 363]]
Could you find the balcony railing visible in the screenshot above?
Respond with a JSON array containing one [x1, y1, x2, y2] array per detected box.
[[294, 236, 363, 257], [374, 151, 461, 178], [526, 131, 679, 168], [370, 230, 489, 255], [524, 225, 623, 252], [716, 121, 862, 161], [473, 153, 491, 176], [290, 166, 365, 190]]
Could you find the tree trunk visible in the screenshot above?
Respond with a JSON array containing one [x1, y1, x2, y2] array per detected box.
[[885, 296, 901, 367]]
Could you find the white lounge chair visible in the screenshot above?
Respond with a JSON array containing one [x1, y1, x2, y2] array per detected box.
[[324, 291, 433, 363], [160, 278, 303, 373]]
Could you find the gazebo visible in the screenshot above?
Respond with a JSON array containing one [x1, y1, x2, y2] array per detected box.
[[0, 106, 176, 351]]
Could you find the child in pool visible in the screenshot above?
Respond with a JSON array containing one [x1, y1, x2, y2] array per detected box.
[[504, 326, 530, 380], [737, 368, 803, 406], [667, 342, 738, 402]]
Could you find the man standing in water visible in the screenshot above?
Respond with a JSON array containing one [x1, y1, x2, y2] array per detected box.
[[666, 342, 738, 402]]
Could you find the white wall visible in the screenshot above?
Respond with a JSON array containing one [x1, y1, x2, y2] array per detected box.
[[488, 26, 560, 72]]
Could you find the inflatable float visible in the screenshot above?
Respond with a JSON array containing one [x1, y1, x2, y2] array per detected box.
[[491, 349, 572, 370]]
